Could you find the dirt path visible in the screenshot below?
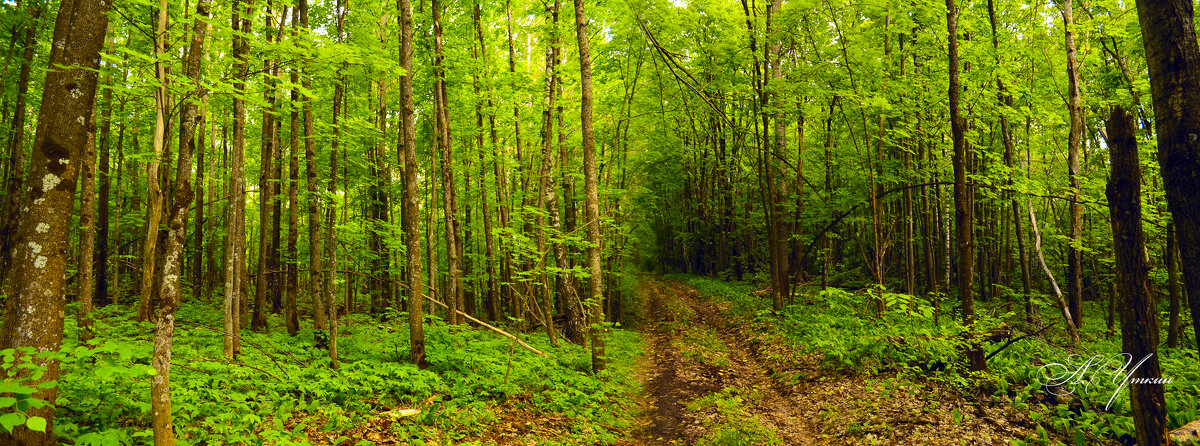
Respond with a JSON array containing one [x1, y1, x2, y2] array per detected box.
[[631, 279, 813, 445]]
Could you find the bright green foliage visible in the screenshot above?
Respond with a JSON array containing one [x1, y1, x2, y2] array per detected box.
[[44, 301, 641, 445], [681, 275, 1200, 445]]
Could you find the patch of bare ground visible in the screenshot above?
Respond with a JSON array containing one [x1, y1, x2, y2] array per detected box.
[[735, 288, 1121, 446], [631, 278, 814, 445]]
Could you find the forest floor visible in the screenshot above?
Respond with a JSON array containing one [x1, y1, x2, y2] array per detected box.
[[623, 277, 1079, 446]]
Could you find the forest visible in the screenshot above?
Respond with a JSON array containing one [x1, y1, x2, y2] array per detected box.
[[1, 0, 1200, 443]]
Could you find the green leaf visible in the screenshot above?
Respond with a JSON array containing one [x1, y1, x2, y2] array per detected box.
[[25, 416, 45, 432], [0, 412, 24, 433]]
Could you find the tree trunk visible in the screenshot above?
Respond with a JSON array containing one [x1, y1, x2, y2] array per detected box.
[[78, 108, 97, 341], [224, 0, 253, 359], [1029, 199, 1081, 344], [152, 1, 208, 442], [946, 0, 985, 372], [1105, 105, 1168, 446], [1062, 0, 1085, 330], [285, 8, 301, 336], [399, 0, 425, 368], [572, 0, 605, 373], [432, 0, 463, 325], [138, 0, 173, 323], [0, 0, 109, 442], [95, 30, 115, 306], [1167, 223, 1181, 348], [1133, 0, 1200, 357], [535, 0, 563, 345], [0, 1, 42, 280]]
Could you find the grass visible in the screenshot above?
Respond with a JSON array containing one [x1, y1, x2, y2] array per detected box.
[[27, 298, 643, 445], [675, 274, 1200, 445]]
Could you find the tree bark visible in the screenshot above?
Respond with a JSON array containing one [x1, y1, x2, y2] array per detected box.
[[78, 108, 97, 341], [399, 0, 426, 368], [152, 1, 208, 442], [0, 1, 42, 280], [0, 0, 109, 442], [306, 0, 328, 331], [1061, 0, 1085, 330], [224, 0, 253, 359], [946, 0, 985, 372], [1167, 223, 1180, 348], [432, 0, 463, 325], [1133, 0, 1200, 356], [572, 0, 605, 373], [1105, 105, 1168, 446], [138, 0, 172, 323]]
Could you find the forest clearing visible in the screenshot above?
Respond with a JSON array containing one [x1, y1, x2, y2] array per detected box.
[[3, 0, 1200, 443]]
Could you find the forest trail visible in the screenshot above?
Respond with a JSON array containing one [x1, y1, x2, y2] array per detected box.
[[630, 278, 814, 445]]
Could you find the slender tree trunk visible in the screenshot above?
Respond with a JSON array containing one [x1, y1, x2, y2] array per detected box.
[[153, 1, 208, 442], [1105, 105, 1168, 446], [946, 0, 985, 372], [224, 0, 253, 359], [0, 1, 42, 279], [300, 0, 325, 332], [0, 0, 109, 442], [285, 7, 301, 336], [534, 0, 563, 345], [1167, 223, 1181, 348], [1029, 199, 1081, 344], [77, 108, 97, 340], [432, 0, 463, 325], [1062, 0, 1085, 330], [572, 0, 605, 373], [95, 30, 115, 306], [399, 0, 425, 368], [139, 0, 173, 323]]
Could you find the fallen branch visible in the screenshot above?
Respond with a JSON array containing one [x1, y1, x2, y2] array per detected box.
[[423, 295, 549, 358], [985, 323, 1058, 362]]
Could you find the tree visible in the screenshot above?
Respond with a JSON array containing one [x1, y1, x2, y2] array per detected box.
[[1134, 0, 1200, 355], [1105, 105, 1168, 446], [573, 0, 605, 373], [225, 0, 253, 359], [399, 0, 426, 368], [0, 0, 109, 442], [151, 0, 210, 441], [946, 0, 984, 372]]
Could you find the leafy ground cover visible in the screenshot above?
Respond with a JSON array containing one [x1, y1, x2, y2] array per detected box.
[[679, 274, 1200, 445], [32, 300, 642, 445]]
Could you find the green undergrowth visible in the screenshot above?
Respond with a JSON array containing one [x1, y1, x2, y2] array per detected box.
[[15, 300, 641, 445], [686, 387, 780, 446], [675, 274, 1200, 446]]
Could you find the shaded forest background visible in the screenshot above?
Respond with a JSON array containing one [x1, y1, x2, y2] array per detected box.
[[2, 0, 1200, 443]]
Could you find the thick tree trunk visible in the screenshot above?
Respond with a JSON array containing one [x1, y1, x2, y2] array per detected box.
[[1133, 0, 1200, 357], [1105, 105, 1168, 446], [0, 0, 109, 442]]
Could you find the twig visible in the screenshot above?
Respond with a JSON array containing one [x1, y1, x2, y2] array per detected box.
[[985, 322, 1058, 362]]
